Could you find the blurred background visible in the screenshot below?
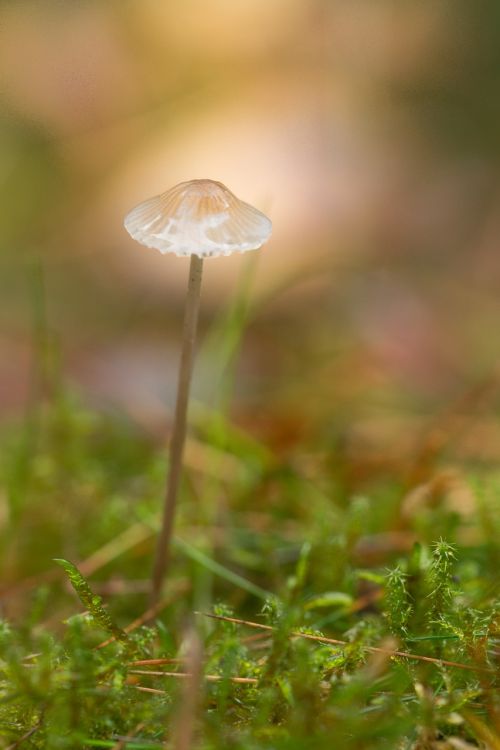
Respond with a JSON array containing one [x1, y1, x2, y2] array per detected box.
[[2, 0, 500, 492]]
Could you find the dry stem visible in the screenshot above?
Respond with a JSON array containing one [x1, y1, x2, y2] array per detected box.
[[197, 611, 494, 674]]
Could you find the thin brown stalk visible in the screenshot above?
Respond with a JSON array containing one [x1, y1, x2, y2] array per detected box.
[[171, 629, 203, 750], [461, 710, 500, 750], [151, 255, 204, 605], [6, 720, 42, 750], [111, 722, 145, 750], [196, 612, 494, 674], [79, 523, 154, 578], [241, 631, 271, 644], [348, 587, 383, 613], [130, 658, 183, 667], [129, 669, 257, 684], [95, 580, 189, 650], [0, 522, 154, 600], [134, 685, 166, 695]]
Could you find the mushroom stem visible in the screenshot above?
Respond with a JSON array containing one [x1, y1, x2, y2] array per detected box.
[[151, 254, 204, 604]]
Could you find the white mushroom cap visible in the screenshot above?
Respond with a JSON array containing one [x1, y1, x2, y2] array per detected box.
[[124, 179, 272, 258]]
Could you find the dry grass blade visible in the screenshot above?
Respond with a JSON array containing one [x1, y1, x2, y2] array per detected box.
[[0, 522, 154, 599], [196, 612, 494, 674], [134, 685, 166, 695], [461, 710, 500, 750], [130, 658, 183, 667], [111, 721, 145, 750], [348, 587, 384, 613], [241, 632, 271, 645], [171, 629, 203, 750], [130, 669, 257, 684], [79, 523, 155, 578], [6, 721, 42, 750], [96, 579, 190, 650]]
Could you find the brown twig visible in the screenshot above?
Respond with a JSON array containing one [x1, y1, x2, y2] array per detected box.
[[111, 722, 145, 750], [171, 629, 203, 750], [130, 669, 257, 684], [6, 720, 42, 750], [130, 658, 183, 667], [95, 580, 189, 650], [133, 685, 166, 695], [196, 612, 494, 674]]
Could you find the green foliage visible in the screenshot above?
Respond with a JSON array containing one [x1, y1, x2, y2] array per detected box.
[[0, 397, 498, 749], [53, 558, 128, 645], [385, 564, 413, 638], [427, 540, 457, 615]]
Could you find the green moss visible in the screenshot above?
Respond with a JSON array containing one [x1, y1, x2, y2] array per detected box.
[[0, 395, 498, 749]]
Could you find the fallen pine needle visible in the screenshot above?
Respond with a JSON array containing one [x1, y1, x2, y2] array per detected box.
[[195, 612, 494, 674], [129, 670, 257, 684], [134, 686, 166, 695], [129, 658, 183, 667]]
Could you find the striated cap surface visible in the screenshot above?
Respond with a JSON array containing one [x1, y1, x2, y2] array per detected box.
[[124, 179, 272, 258]]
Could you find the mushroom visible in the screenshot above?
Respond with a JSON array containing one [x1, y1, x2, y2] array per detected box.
[[124, 179, 272, 603]]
